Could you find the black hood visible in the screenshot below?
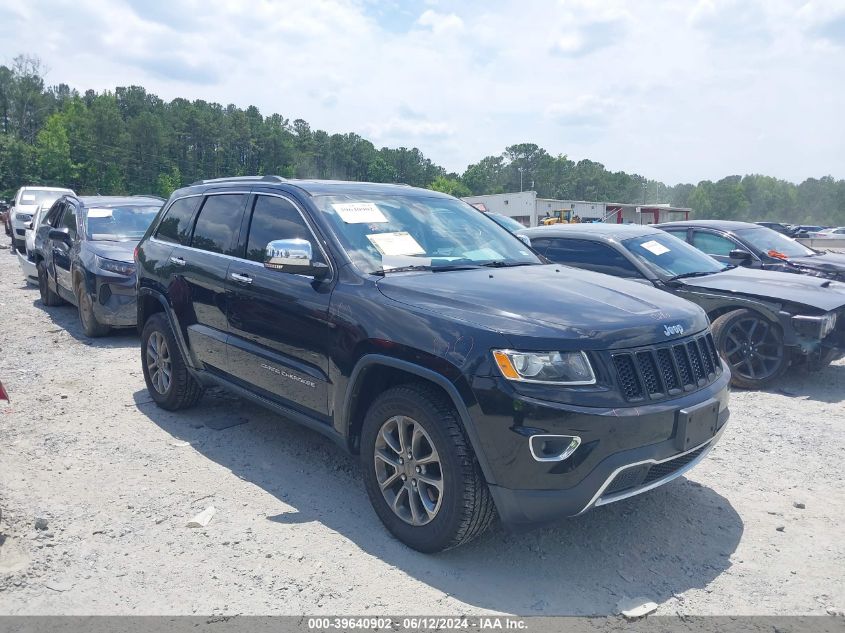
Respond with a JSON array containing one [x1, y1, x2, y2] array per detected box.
[[85, 240, 137, 263], [376, 265, 709, 350], [681, 266, 845, 312], [784, 251, 845, 277]]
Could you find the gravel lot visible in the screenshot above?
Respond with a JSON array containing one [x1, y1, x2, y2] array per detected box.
[[1, 240, 843, 616]]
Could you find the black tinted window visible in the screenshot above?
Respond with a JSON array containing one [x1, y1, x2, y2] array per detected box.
[[155, 197, 200, 245], [527, 237, 551, 255], [544, 239, 642, 278], [246, 195, 325, 264], [191, 194, 247, 255], [62, 206, 78, 239], [46, 202, 65, 227]]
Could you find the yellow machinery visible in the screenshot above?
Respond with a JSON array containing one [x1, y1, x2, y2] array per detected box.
[[541, 209, 581, 225]]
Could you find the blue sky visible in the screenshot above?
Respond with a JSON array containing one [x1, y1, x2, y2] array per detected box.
[[1, 0, 844, 185]]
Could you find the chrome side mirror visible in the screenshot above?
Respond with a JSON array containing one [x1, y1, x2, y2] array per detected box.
[[264, 238, 328, 278], [517, 234, 531, 246]]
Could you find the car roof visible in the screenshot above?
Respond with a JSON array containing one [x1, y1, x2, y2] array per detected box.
[[655, 219, 759, 230], [520, 223, 664, 241], [77, 195, 164, 207], [172, 176, 454, 200], [19, 186, 73, 192]]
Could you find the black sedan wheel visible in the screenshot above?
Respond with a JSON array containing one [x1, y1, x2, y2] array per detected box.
[[77, 284, 110, 337], [360, 383, 495, 552], [711, 309, 787, 389]]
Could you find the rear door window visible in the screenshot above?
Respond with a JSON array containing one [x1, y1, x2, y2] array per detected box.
[[190, 194, 248, 255], [544, 239, 643, 278], [154, 196, 201, 245], [661, 228, 689, 242], [691, 231, 740, 257]]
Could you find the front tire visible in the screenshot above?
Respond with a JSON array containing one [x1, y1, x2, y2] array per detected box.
[[711, 309, 788, 389], [360, 383, 495, 552], [77, 284, 110, 337], [141, 313, 204, 410], [37, 262, 63, 306]]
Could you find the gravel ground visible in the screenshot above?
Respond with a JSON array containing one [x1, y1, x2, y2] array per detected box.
[[0, 240, 843, 616]]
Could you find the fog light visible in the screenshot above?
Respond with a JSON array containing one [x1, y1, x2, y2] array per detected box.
[[529, 434, 581, 462]]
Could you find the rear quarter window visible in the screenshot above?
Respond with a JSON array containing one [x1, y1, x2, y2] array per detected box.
[[154, 197, 201, 245]]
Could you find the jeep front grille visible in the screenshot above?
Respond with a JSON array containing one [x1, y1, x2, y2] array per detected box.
[[612, 333, 722, 402]]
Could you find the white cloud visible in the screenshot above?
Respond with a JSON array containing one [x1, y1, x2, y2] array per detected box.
[[2, 0, 843, 184], [416, 9, 463, 34]]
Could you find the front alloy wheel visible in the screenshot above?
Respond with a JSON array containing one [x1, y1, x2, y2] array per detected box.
[[374, 415, 443, 526], [360, 384, 495, 552], [712, 309, 787, 389]]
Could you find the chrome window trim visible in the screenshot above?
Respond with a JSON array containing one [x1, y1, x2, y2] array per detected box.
[[148, 190, 334, 281], [576, 422, 727, 515]]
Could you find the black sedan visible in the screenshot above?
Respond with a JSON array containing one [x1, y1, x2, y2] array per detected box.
[[35, 195, 162, 336], [656, 220, 845, 282], [519, 223, 845, 389]]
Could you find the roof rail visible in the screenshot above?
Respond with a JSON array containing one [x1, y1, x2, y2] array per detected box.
[[189, 175, 287, 186], [132, 194, 166, 201]]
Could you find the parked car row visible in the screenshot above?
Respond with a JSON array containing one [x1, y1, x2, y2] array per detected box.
[[755, 220, 845, 239], [5, 177, 842, 553]]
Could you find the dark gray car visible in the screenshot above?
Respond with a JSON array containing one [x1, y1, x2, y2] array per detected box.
[[657, 220, 845, 282], [520, 223, 845, 389]]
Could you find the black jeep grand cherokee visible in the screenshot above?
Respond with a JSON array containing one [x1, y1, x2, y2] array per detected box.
[[135, 176, 730, 552]]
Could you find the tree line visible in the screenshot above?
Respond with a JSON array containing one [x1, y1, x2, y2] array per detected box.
[[1, 54, 843, 226]]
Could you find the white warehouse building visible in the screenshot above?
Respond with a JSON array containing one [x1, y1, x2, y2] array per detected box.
[[462, 191, 691, 228]]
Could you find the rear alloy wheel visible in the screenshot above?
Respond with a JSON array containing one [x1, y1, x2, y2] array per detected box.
[[361, 383, 495, 552], [77, 284, 110, 337], [711, 309, 787, 389], [141, 313, 204, 410], [37, 262, 63, 306]]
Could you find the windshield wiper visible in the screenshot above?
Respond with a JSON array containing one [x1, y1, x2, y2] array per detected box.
[[375, 263, 484, 275], [479, 260, 536, 268], [668, 271, 717, 282]]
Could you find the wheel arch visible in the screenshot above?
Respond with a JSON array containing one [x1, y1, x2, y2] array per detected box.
[[342, 354, 496, 485], [137, 287, 198, 371]]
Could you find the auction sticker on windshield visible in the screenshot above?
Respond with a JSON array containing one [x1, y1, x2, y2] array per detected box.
[[367, 231, 425, 256], [641, 240, 670, 256], [332, 202, 388, 224], [87, 208, 114, 218]]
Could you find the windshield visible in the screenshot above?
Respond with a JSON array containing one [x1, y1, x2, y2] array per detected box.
[[486, 213, 526, 233], [85, 205, 161, 241], [18, 190, 69, 207], [735, 226, 814, 257], [623, 232, 726, 278], [313, 195, 541, 274]]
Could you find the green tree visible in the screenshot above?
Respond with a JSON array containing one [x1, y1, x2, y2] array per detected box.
[[36, 112, 75, 184], [428, 175, 470, 197]]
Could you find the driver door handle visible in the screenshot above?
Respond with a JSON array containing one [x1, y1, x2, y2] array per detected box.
[[230, 272, 253, 284], [169, 256, 186, 266]]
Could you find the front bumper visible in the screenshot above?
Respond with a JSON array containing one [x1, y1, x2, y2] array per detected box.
[[471, 367, 731, 526], [16, 250, 37, 284], [85, 270, 138, 327]]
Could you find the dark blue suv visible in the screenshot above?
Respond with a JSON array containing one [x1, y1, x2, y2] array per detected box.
[[135, 176, 731, 552]]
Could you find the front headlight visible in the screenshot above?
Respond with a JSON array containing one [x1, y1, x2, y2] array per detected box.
[[492, 350, 596, 385], [95, 255, 136, 276]]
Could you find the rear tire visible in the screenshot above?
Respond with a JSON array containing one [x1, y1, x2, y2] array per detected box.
[[360, 383, 495, 552], [77, 283, 110, 338], [141, 313, 204, 410], [37, 262, 63, 306], [711, 309, 788, 389]]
